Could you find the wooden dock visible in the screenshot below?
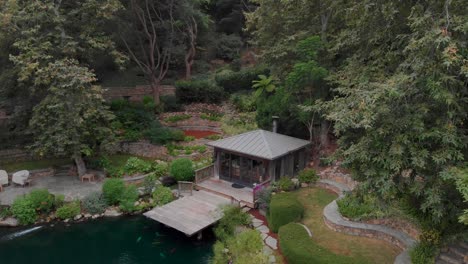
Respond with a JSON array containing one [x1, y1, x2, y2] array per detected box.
[[143, 190, 231, 236]]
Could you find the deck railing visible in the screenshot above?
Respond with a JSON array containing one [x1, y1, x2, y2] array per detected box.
[[253, 179, 271, 202], [178, 181, 194, 197], [195, 164, 214, 184]]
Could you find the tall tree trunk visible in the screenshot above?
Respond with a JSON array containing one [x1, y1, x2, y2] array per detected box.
[[320, 120, 330, 150], [185, 59, 193, 79], [151, 77, 161, 105], [73, 154, 86, 177]]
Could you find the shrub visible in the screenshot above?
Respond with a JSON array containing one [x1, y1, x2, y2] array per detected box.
[[204, 134, 222, 140], [214, 206, 251, 242], [160, 95, 181, 112], [212, 229, 267, 264], [409, 242, 437, 264], [200, 113, 222, 121], [215, 66, 270, 93], [170, 158, 194, 181], [184, 136, 195, 142], [142, 96, 156, 111], [82, 192, 107, 214], [277, 177, 295, 192], [230, 92, 256, 112], [279, 223, 352, 264], [336, 192, 388, 220], [164, 114, 192, 123], [11, 197, 37, 225], [28, 189, 55, 213], [0, 207, 11, 219], [110, 98, 129, 111], [298, 169, 319, 184], [215, 33, 242, 60], [119, 185, 139, 213], [175, 79, 225, 104], [56, 201, 81, 220], [122, 157, 153, 175], [268, 192, 304, 233], [256, 187, 272, 211], [146, 126, 185, 144], [102, 178, 126, 205], [152, 185, 174, 206], [55, 194, 65, 208]]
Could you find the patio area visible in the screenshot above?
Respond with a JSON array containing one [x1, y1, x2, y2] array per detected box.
[[0, 173, 103, 205], [196, 178, 254, 207]]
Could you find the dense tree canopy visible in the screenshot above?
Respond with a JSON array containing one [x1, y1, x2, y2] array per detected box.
[[248, 0, 468, 238], [0, 0, 125, 175]]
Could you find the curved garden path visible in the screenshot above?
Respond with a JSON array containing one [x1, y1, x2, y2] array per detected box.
[[318, 179, 416, 264]]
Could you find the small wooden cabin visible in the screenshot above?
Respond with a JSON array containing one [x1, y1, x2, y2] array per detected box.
[[207, 129, 311, 188]]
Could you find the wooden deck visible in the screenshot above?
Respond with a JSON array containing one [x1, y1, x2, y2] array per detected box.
[[197, 179, 254, 208], [143, 190, 231, 236]]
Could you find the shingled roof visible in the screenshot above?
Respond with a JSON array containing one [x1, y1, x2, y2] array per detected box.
[[207, 129, 310, 160]]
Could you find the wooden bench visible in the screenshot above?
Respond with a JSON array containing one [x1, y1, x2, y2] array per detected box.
[[81, 173, 95, 182]]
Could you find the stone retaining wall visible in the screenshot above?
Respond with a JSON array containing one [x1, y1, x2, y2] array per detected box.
[[161, 113, 222, 133], [111, 141, 168, 159], [323, 206, 410, 250], [103, 85, 176, 102], [0, 149, 33, 163], [364, 218, 420, 241], [319, 179, 416, 264]]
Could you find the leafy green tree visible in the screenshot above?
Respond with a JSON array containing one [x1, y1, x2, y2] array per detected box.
[[2, 0, 124, 175], [252, 75, 276, 99], [325, 0, 467, 231], [29, 59, 114, 176]]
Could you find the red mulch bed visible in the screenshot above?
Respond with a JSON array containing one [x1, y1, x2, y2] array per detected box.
[[183, 130, 219, 139]]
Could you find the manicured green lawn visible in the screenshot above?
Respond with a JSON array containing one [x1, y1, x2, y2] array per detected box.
[[288, 187, 400, 264]]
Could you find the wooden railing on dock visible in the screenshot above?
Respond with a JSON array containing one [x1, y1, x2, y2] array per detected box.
[[253, 179, 271, 202], [195, 164, 214, 184]]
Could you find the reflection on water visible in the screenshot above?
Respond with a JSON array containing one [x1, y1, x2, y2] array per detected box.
[[0, 216, 213, 264]]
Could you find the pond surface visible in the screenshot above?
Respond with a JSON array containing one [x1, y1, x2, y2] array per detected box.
[[0, 216, 214, 264]]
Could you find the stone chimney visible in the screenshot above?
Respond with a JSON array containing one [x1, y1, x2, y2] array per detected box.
[[272, 116, 279, 133]]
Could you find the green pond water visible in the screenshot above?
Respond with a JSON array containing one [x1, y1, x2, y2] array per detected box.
[[0, 216, 214, 264]]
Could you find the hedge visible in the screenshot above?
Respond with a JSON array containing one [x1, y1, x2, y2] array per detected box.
[[175, 79, 225, 104], [279, 223, 354, 264], [268, 192, 304, 233], [215, 67, 270, 93]]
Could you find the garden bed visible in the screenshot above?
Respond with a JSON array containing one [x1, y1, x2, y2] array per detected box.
[[183, 130, 220, 139]]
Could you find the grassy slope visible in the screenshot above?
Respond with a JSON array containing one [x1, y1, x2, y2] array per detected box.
[[290, 187, 400, 264]]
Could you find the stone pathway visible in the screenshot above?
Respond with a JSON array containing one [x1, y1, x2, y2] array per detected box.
[[319, 179, 416, 264], [249, 213, 277, 263]]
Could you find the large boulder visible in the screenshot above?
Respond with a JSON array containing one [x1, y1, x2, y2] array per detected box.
[[0, 217, 19, 227], [104, 208, 122, 217]]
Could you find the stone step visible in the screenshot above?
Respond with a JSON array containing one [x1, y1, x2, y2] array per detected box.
[[459, 242, 468, 251], [439, 252, 464, 264], [450, 246, 467, 259], [436, 259, 455, 264]]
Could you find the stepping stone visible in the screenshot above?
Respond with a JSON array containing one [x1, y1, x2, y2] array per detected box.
[[261, 233, 268, 240], [253, 221, 263, 228], [252, 218, 263, 224], [263, 246, 273, 255], [242, 207, 250, 213], [265, 236, 278, 250], [269, 255, 276, 263], [256, 225, 270, 234]]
